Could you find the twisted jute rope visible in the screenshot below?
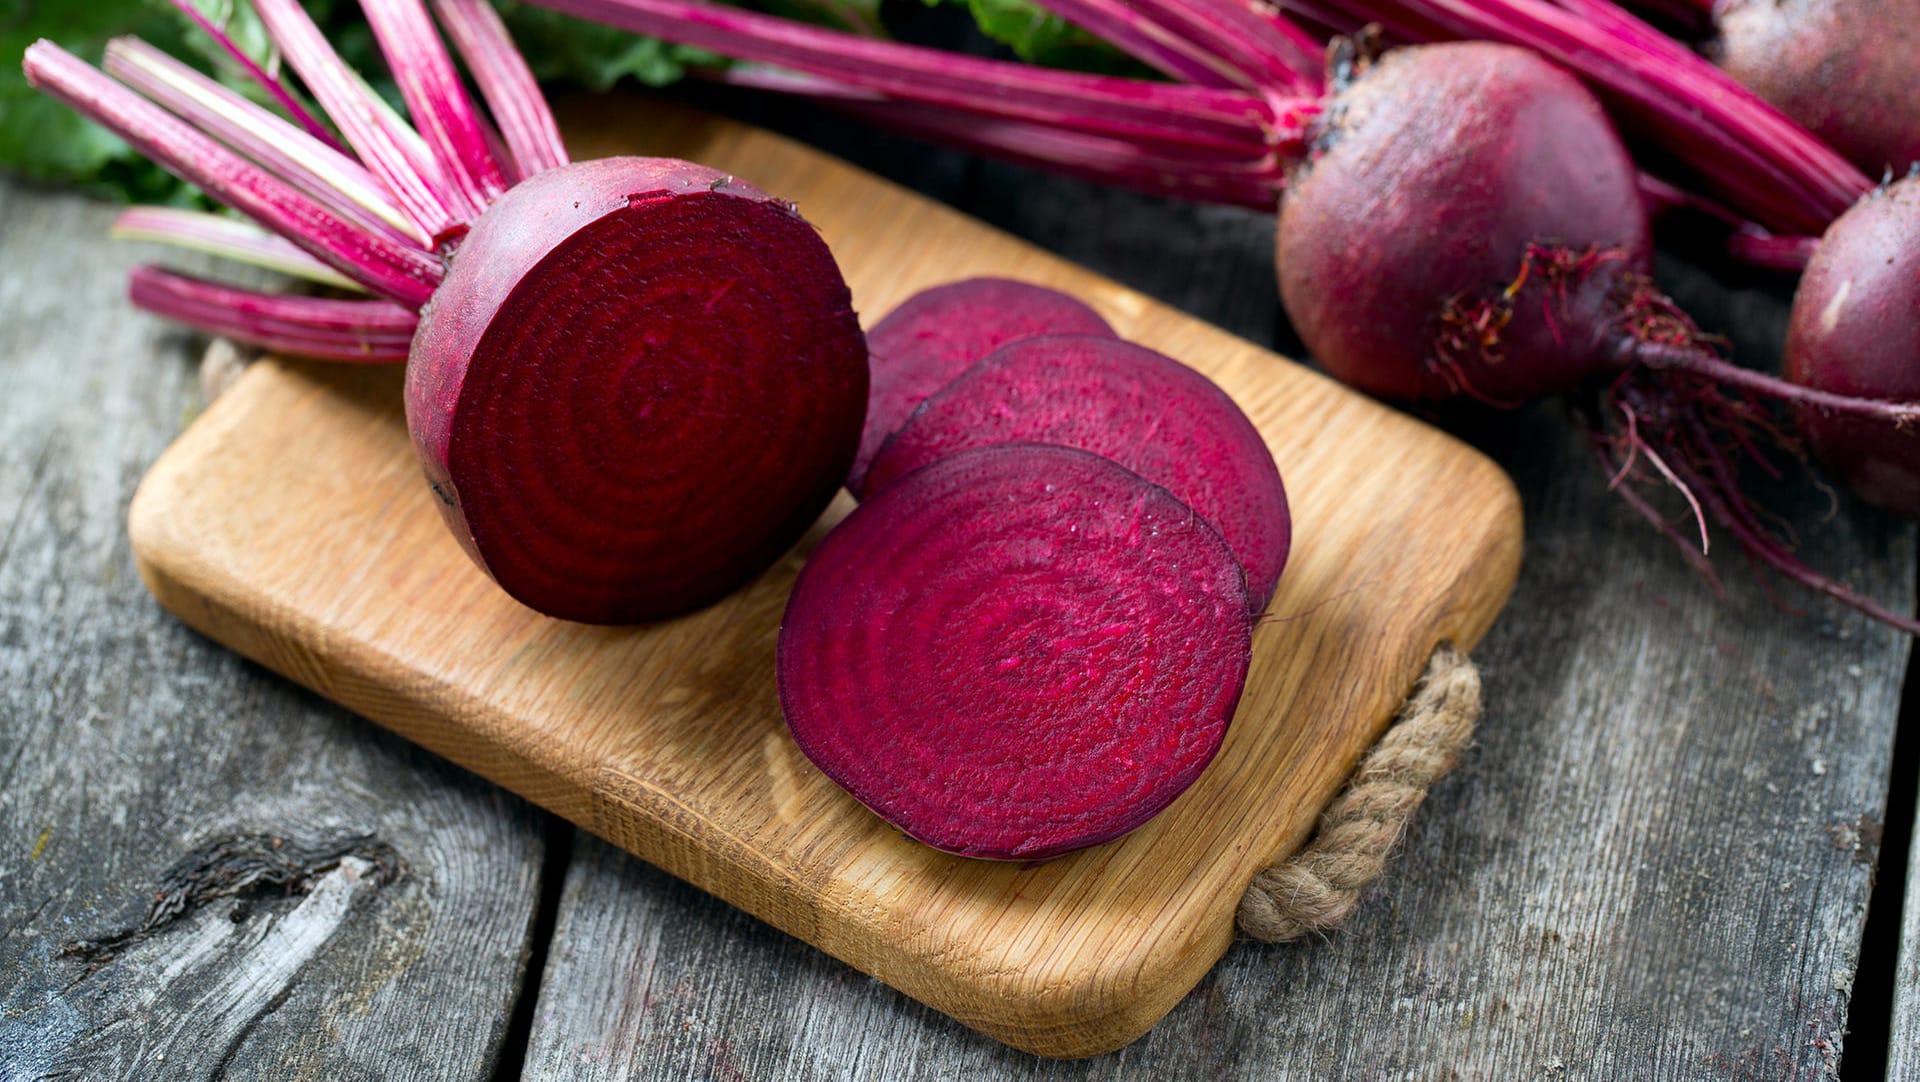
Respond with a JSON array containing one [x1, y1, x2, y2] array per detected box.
[[1236, 644, 1481, 943]]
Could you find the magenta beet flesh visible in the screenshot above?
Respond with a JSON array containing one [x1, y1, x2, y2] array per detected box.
[[778, 444, 1253, 860], [1785, 178, 1920, 517], [1277, 43, 1650, 403], [1715, 0, 1920, 175], [865, 334, 1290, 609], [850, 277, 1114, 496], [406, 157, 868, 623]]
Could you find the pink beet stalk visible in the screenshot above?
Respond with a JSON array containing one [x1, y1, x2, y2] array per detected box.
[[252, 0, 466, 243], [527, 0, 1290, 153], [112, 207, 362, 289], [162, 0, 344, 152], [360, 0, 509, 215], [129, 266, 417, 362], [431, 0, 569, 177], [102, 37, 427, 247], [22, 42, 441, 306], [1027, 0, 1256, 88], [1033, 0, 1320, 95]]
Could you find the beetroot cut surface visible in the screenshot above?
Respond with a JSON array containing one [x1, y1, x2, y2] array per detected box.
[[850, 277, 1114, 497], [778, 444, 1253, 861], [865, 334, 1291, 610], [407, 156, 868, 623]]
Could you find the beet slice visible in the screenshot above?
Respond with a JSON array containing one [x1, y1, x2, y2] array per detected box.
[[778, 443, 1253, 860], [863, 334, 1290, 610], [850, 277, 1114, 496], [406, 157, 868, 623]]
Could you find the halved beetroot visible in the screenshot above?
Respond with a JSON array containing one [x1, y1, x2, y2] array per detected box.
[[850, 277, 1114, 496], [864, 334, 1290, 609], [406, 158, 868, 623], [778, 443, 1253, 860]]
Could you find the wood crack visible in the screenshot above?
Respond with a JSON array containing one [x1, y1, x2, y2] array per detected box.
[[60, 831, 406, 975]]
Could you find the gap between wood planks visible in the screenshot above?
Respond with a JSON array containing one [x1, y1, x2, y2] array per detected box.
[[1840, 569, 1920, 1081], [493, 816, 574, 1080]]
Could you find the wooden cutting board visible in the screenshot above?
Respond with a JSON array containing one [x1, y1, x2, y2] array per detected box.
[[126, 99, 1523, 1058]]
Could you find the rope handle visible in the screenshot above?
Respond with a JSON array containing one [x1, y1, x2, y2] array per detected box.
[[1237, 644, 1481, 942]]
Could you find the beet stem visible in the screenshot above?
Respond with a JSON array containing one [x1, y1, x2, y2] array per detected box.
[[129, 266, 416, 362], [1045, 0, 1325, 95], [161, 0, 345, 154], [1628, 340, 1920, 428], [21, 42, 441, 307], [110, 207, 363, 291], [524, 0, 1289, 153], [1027, 0, 1266, 88], [749, 81, 1294, 208], [431, 0, 571, 178], [101, 37, 428, 248], [253, 0, 467, 242], [360, 0, 511, 217], [1725, 229, 1821, 271]]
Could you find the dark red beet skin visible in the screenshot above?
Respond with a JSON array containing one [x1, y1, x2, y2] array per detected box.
[[1276, 43, 1651, 403], [850, 277, 1114, 496], [778, 444, 1252, 861], [1715, 0, 1920, 174], [1785, 178, 1920, 517], [407, 157, 868, 623], [864, 334, 1291, 610]]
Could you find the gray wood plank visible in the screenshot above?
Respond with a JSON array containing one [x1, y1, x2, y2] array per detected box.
[[0, 182, 551, 1082], [518, 116, 1915, 1077]]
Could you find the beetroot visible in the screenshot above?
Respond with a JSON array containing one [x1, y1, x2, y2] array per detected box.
[[1275, 42, 1920, 632], [864, 334, 1290, 609], [1785, 177, 1920, 518], [25, 0, 868, 624], [778, 443, 1252, 860], [1277, 43, 1653, 404], [850, 278, 1114, 496], [1711, 0, 1920, 175], [408, 159, 866, 622]]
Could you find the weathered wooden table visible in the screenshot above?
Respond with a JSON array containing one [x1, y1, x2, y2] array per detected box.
[[3, 82, 1916, 1079]]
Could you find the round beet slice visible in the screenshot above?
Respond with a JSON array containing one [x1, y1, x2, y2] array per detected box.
[[850, 278, 1114, 497], [778, 443, 1253, 861], [863, 334, 1290, 610], [407, 157, 868, 623]]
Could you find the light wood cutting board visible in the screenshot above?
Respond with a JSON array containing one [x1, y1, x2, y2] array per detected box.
[[126, 99, 1524, 1058]]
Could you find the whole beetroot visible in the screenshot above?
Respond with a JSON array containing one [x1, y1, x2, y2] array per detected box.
[[1713, 0, 1920, 175], [1785, 176, 1920, 517], [1277, 43, 1653, 404]]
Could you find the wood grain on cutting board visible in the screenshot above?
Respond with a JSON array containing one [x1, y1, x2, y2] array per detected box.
[[126, 100, 1523, 1057]]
